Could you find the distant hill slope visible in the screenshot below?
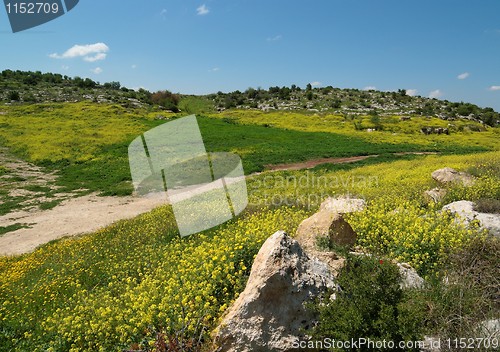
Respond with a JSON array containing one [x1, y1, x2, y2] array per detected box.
[[1, 69, 499, 126], [208, 86, 500, 127]]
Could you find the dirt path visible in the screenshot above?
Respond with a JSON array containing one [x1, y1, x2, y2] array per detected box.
[[265, 152, 438, 171], [0, 192, 167, 256], [0, 151, 437, 256], [266, 155, 375, 171]]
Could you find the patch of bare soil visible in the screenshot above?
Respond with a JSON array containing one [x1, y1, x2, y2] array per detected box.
[[0, 192, 167, 256], [266, 155, 375, 171], [265, 152, 439, 171], [0, 150, 437, 256]]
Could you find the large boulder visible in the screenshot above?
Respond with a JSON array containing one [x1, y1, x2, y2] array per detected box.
[[431, 167, 475, 186], [213, 231, 338, 352], [296, 210, 357, 249], [296, 198, 361, 274], [296, 197, 362, 250], [443, 200, 500, 237]]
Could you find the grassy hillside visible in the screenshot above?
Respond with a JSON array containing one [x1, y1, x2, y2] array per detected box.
[[1, 72, 499, 351], [1, 101, 498, 217], [1, 151, 499, 351]]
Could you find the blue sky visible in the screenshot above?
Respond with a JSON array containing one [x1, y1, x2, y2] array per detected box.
[[1, 0, 500, 110]]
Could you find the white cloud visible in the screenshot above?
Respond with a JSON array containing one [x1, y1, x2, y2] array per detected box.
[[363, 86, 377, 91], [209, 67, 220, 72], [406, 89, 418, 96], [457, 72, 470, 80], [196, 4, 209, 15], [310, 81, 321, 87], [90, 67, 103, 74], [50, 43, 109, 62], [267, 35, 282, 42], [489, 86, 500, 91], [83, 53, 107, 62], [429, 89, 443, 99]]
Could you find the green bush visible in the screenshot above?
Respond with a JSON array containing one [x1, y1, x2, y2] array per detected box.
[[309, 255, 425, 351], [7, 91, 20, 101], [418, 237, 500, 341]]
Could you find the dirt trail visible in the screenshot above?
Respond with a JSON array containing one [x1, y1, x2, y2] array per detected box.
[[266, 155, 374, 171], [0, 192, 167, 256], [265, 152, 437, 171], [0, 151, 437, 256]]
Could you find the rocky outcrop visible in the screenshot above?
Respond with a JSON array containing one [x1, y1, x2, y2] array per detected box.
[[443, 200, 500, 237], [397, 262, 425, 289], [295, 197, 363, 274], [296, 210, 357, 249], [423, 187, 447, 203], [431, 167, 475, 186], [213, 231, 338, 352], [296, 197, 362, 250], [421, 127, 449, 135], [476, 319, 500, 339], [319, 197, 366, 214]]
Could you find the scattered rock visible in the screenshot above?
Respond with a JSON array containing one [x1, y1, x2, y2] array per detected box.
[[319, 197, 366, 214], [421, 127, 449, 135], [397, 262, 425, 289], [213, 231, 338, 352], [443, 200, 500, 237], [296, 197, 361, 274], [296, 210, 356, 246], [423, 187, 447, 203], [420, 336, 441, 352], [431, 167, 475, 186], [296, 210, 356, 266], [476, 319, 500, 339]]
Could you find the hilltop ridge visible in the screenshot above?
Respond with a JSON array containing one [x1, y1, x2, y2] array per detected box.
[[1, 69, 499, 127]]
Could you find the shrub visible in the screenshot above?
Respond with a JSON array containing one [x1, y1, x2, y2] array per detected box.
[[8, 90, 20, 101], [309, 254, 425, 350], [474, 198, 500, 214], [151, 90, 180, 112], [412, 237, 500, 345]]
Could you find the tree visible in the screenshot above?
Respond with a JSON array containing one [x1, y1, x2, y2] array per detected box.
[[151, 90, 180, 112], [245, 87, 257, 99], [104, 81, 121, 90], [331, 99, 342, 109], [8, 91, 20, 101], [306, 83, 312, 91]]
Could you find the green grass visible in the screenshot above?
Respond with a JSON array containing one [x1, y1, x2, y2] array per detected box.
[[0, 195, 31, 216], [178, 95, 215, 115], [0, 149, 498, 350], [0, 100, 498, 351], [0, 103, 497, 198], [0, 223, 30, 236], [38, 199, 62, 210]]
